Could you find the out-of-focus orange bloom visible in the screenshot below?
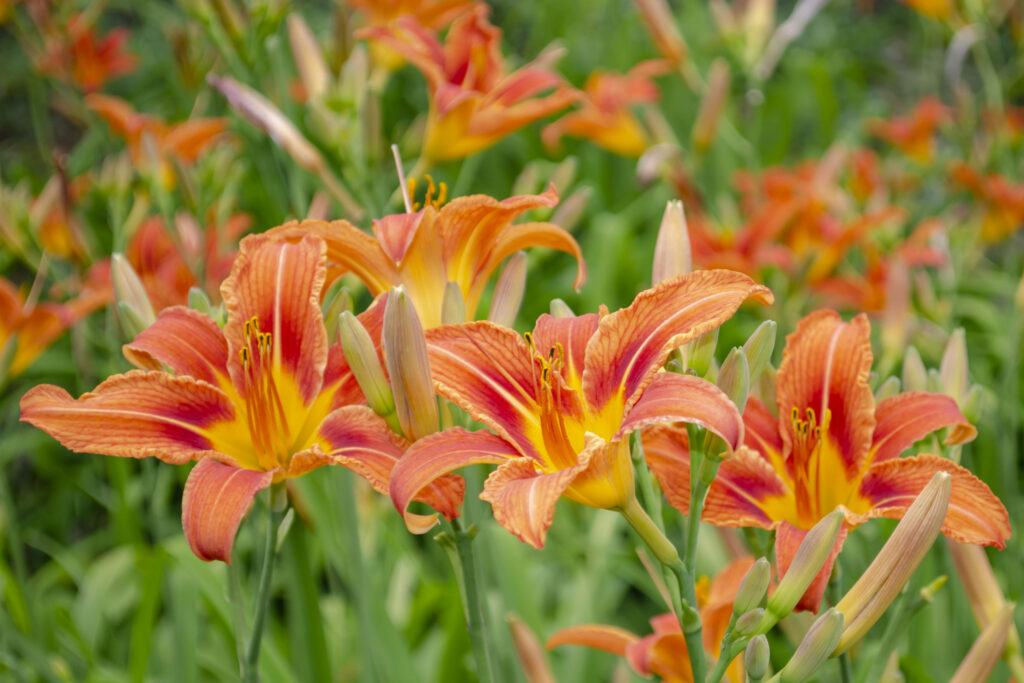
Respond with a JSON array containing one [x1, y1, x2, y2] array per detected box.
[[950, 163, 1024, 242], [546, 557, 757, 682], [869, 98, 949, 163], [644, 310, 1009, 612], [37, 14, 136, 91], [542, 61, 669, 157], [348, 0, 472, 72], [687, 212, 793, 278], [21, 233, 464, 562], [848, 148, 883, 203], [898, 0, 952, 20], [360, 5, 576, 162]]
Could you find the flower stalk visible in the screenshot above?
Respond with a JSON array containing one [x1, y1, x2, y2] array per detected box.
[[242, 483, 287, 683]]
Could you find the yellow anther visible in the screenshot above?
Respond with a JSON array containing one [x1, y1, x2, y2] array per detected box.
[[240, 346, 249, 367]]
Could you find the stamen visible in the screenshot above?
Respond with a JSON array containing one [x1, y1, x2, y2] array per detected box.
[[238, 316, 293, 471]]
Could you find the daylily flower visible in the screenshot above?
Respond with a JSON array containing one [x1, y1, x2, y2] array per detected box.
[[20, 232, 462, 562], [868, 98, 949, 163], [348, 0, 472, 72], [388, 271, 772, 547], [950, 162, 1024, 242], [359, 5, 577, 162], [271, 188, 585, 329], [37, 13, 136, 91], [643, 309, 1010, 611], [542, 60, 670, 158], [546, 557, 759, 682]]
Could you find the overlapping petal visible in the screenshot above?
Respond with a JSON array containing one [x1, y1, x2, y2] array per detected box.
[[774, 522, 849, 612], [123, 306, 231, 390], [869, 392, 976, 466]]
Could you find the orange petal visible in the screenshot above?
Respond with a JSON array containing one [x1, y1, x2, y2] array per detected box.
[[123, 306, 230, 389], [531, 313, 599, 387], [858, 454, 1010, 548], [583, 270, 773, 413], [481, 454, 589, 548], [221, 232, 328, 403], [426, 321, 544, 460], [703, 446, 793, 529], [20, 370, 235, 465], [390, 427, 518, 534], [644, 633, 694, 683], [181, 458, 274, 562], [642, 424, 692, 513], [476, 219, 586, 304], [617, 372, 744, 452], [742, 396, 786, 478], [776, 310, 875, 480], [161, 118, 227, 162], [372, 210, 426, 264], [869, 392, 977, 467], [545, 624, 638, 656], [775, 521, 849, 612]]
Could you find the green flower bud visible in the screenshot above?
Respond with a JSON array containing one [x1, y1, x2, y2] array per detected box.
[[764, 510, 844, 628], [745, 634, 770, 681], [743, 320, 777, 385], [733, 557, 772, 615], [779, 608, 844, 683], [717, 347, 750, 411], [735, 608, 765, 637]]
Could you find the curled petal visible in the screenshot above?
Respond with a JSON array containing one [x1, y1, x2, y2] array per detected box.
[[182, 458, 273, 562], [20, 371, 236, 465], [775, 521, 849, 613], [162, 118, 228, 162], [390, 427, 518, 534], [858, 454, 1010, 548], [869, 392, 976, 467], [480, 219, 587, 295], [123, 306, 230, 388], [583, 270, 772, 413], [702, 446, 793, 529], [373, 211, 427, 265], [546, 624, 637, 656]]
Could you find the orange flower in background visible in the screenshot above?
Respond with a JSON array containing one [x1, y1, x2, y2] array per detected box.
[[547, 557, 757, 682], [644, 310, 1009, 612], [869, 97, 949, 163], [542, 60, 670, 157], [273, 188, 584, 329], [348, 0, 472, 72], [360, 5, 576, 162], [21, 233, 462, 562], [898, 0, 952, 20], [950, 162, 1024, 242], [388, 271, 771, 547], [37, 13, 136, 91]]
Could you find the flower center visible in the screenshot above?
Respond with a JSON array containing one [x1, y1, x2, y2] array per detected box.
[[239, 316, 292, 471], [790, 405, 832, 525], [407, 174, 448, 211], [525, 332, 583, 472]]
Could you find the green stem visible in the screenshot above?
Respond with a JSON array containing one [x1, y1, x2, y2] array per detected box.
[[449, 518, 496, 683], [706, 638, 746, 683], [242, 484, 286, 683], [829, 563, 853, 683]]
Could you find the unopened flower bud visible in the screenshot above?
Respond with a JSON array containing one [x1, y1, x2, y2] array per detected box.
[[940, 328, 968, 403], [489, 252, 527, 327], [949, 541, 1022, 661], [550, 299, 575, 318], [288, 14, 329, 101], [735, 608, 765, 637], [188, 286, 213, 317], [834, 472, 952, 654], [950, 605, 1014, 683], [874, 376, 901, 403], [779, 608, 844, 683], [733, 557, 772, 615], [717, 347, 750, 412], [691, 59, 730, 152], [384, 288, 438, 441], [743, 320, 776, 385], [512, 163, 541, 197], [116, 301, 151, 340], [652, 200, 692, 285], [744, 634, 770, 681], [322, 286, 353, 341], [902, 346, 928, 392], [549, 187, 590, 234], [507, 614, 556, 683], [687, 327, 718, 378], [339, 310, 395, 423], [442, 281, 466, 325], [753, 364, 777, 413], [111, 253, 155, 335], [634, 0, 689, 66], [959, 384, 984, 424], [548, 157, 578, 194], [764, 510, 844, 627]]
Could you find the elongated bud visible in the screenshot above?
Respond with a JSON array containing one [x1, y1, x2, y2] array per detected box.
[[745, 634, 770, 681], [717, 347, 750, 411], [902, 346, 928, 392], [208, 74, 324, 173], [548, 157, 578, 194], [742, 0, 775, 66], [322, 286, 353, 341], [953, 605, 1016, 683], [764, 510, 844, 627], [112, 253, 155, 334], [949, 541, 1023, 660], [959, 384, 984, 424], [926, 368, 943, 394], [117, 301, 150, 340], [507, 615, 556, 683], [550, 299, 575, 318], [489, 252, 527, 327], [691, 59, 730, 152], [735, 607, 765, 637], [442, 281, 466, 325], [834, 472, 952, 654], [549, 187, 590, 234], [384, 288, 438, 441], [687, 327, 718, 378], [652, 200, 692, 285], [288, 14, 329, 101], [779, 608, 844, 683], [874, 376, 901, 403], [743, 320, 776, 385], [634, 0, 688, 66], [733, 557, 772, 615], [940, 328, 968, 403], [512, 163, 541, 197], [753, 364, 777, 414], [339, 311, 396, 421]]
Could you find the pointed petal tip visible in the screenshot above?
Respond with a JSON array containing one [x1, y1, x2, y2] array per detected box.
[[182, 458, 274, 563]]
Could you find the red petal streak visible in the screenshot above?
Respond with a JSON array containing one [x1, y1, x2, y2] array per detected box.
[[869, 392, 976, 467], [775, 521, 849, 612], [743, 396, 787, 478], [390, 427, 518, 534], [583, 271, 772, 413], [181, 458, 273, 562], [703, 447, 792, 529], [20, 371, 235, 464], [617, 373, 744, 452], [123, 307, 229, 387], [858, 454, 1010, 548]]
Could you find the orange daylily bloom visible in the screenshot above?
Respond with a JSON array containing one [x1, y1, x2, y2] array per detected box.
[[272, 188, 585, 329], [950, 162, 1024, 242], [542, 60, 670, 157], [21, 233, 462, 562], [37, 14, 136, 91], [546, 557, 758, 682], [868, 98, 949, 164], [388, 271, 772, 547], [644, 310, 1010, 611], [360, 5, 577, 162], [347, 0, 472, 72]]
